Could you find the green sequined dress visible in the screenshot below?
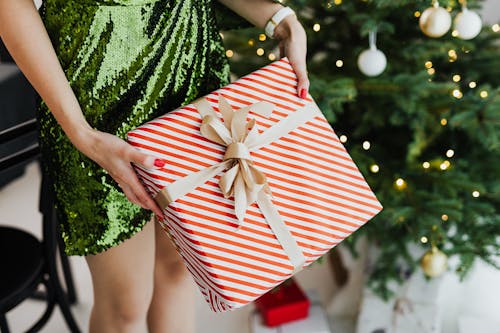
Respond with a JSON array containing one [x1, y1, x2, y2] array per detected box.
[[37, 0, 243, 256]]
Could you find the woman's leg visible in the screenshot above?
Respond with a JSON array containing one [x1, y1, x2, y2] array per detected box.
[[147, 220, 196, 333], [85, 219, 155, 333]]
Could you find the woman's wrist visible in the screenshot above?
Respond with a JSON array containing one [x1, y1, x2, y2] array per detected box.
[[273, 14, 304, 41], [66, 123, 99, 156]]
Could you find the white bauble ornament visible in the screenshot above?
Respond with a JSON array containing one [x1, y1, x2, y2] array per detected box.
[[419, 2, 452, 38], [358, 30, 387, 77], [357, 48, 387, 77], [454, 8, 482, 40]]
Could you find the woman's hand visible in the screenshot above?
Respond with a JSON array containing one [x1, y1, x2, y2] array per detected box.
[[274, 14, 310, 99], [75, 128, 164, 218], [215, 0, 309, 98]]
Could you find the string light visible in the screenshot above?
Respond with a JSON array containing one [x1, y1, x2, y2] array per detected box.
[[480, 90, 488, 98], [362, 141, 371, 150], [440, 160, 451, 170], [427, 68, 436, 75], [421, 236, 428, 244], [256, 48, 265, 56], [469, 81, 477, 88], [313, 23, 321, 32], [448, 49, 457, 62], [452, 74, 461, 82], [452, 89, 463, 99], [339, 135, 347, 143], [248, 39, 255, 46], [452, 30, 459, 37], [446, 149, 455, 158], [492, 24, 500, 33], [441, 118, 448, 126], [441, 214, 449, 221], [425, 61, 433, 69], [225, 50, 234, 58], [336, 60, 344, 67], [472, 190, 480, 198], [370, 164, 380, 173], [446, 6, 452, 12], [268, 53, 276, 61], [395, 178, 406, 189], [423, 161, 430, 169], [259, 34, 267, 41], [414, 11, 421, 18], [334, 0, 342, 5]]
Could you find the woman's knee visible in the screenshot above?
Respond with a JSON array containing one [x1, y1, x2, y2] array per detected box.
[[155, 253, 190, 283], [94, 286, 153, 326]]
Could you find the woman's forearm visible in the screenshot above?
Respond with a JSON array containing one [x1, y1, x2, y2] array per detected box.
[[217, 0, 284, 30], [0, 0, 94, 149]]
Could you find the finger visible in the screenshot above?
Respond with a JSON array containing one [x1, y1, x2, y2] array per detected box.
[[127, 171, 164, 217], [128, 147, 165, 170], [119, 182, 143, 207], [289, 55, 310, 99]]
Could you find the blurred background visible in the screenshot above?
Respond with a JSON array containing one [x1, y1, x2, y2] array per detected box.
[[1, 0, 498, 332]]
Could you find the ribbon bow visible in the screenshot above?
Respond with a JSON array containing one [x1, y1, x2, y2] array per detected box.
[[154, 94, 322, 271], [199, 96, 275, 224]]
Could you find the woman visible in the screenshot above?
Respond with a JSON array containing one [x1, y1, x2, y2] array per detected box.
[[0, 0, 309, 331]]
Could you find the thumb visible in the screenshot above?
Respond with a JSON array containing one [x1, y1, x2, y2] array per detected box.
[[129, 148, 164, 169]]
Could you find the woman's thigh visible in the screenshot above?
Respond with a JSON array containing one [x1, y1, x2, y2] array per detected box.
[[153, 219, 186, 276], [85, 218, 156, 310]]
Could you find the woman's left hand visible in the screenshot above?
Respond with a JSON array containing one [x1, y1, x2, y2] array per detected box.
[[273, 14, 309, 99]]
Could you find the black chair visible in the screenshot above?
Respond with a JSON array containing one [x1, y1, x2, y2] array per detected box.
[[0, 119, 81, 333]]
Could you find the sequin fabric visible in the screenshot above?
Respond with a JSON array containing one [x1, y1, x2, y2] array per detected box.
[[37, 0, 231, 255]]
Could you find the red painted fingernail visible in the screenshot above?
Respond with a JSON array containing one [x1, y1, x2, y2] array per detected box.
[[300, 88, 307, 99], [154, 159, 165, 168]]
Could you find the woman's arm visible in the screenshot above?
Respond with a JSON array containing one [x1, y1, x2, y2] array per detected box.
[[0, 0, 91, 145], [0, 0, 163, 216], [216, 0, 283, 29], [217, 0, 309, 98]]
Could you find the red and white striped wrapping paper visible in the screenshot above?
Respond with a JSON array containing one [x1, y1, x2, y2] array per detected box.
[[127, 57, 382, 312]]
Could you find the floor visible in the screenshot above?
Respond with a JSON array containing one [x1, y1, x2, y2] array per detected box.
[[0, 162, 338, 333]]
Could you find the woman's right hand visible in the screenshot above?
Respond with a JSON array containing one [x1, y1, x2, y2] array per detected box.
[[76, 128, 165, 218]]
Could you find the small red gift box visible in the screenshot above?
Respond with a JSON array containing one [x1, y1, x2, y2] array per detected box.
[[255, 279, 310, 327]]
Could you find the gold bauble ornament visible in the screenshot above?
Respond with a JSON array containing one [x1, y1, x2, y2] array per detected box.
[[421, 246, 448, 277], [419, 2, 452, 38]]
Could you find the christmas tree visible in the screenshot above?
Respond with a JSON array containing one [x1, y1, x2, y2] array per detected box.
[[215, 0, 500, 299]]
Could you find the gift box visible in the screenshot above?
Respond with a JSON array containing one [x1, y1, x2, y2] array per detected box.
[[255, 278, 310, 327], [356, 271, 445, 333], [127, 57, 383, 312]]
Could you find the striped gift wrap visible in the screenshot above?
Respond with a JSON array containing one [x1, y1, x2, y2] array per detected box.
[[127, 57, 382, 312]]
